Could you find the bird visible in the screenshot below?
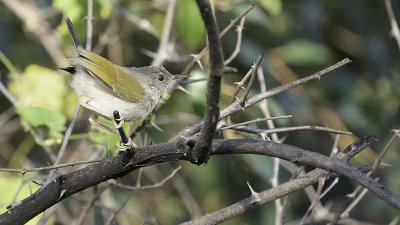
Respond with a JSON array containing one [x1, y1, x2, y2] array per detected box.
[[61, 17, 188, 143]]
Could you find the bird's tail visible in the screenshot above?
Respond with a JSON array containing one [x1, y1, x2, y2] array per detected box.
[[65, 17, 82, 49]]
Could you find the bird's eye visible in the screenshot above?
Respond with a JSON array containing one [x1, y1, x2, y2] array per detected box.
[[158, 75, 165, 81]]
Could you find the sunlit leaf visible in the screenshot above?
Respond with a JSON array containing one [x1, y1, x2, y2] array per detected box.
[[18, 106, 66, 145], [8, 64, 68, 112]]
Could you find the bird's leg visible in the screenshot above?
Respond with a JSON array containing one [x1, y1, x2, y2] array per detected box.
[[112, 114, 124, 129], [112, 111, 134, 151], [89, 114, 119, 134]]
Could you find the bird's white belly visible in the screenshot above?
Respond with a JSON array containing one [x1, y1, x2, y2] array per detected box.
[[71, 72, 155, 121]]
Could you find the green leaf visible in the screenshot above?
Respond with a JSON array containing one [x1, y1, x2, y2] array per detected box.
[[256, 0, 282, 15], [18, 106, 66, 144], [8, 64, 68, 112], [176, 0, 205, 48], [276, 39, 332, 65]]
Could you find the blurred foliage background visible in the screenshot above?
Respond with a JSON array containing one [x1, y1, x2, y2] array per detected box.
[[0, 0, 399, 224]]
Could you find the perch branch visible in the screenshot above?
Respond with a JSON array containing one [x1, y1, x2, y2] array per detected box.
[[2, 136, 400, 224]]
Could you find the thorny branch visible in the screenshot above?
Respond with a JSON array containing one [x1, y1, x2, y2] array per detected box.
[[173, 58, 352, 140], [180, 136, 380, 225], [2, 136, 400, 225], [190, 0, 225, 164]]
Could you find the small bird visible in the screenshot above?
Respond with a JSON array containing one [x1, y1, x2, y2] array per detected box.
[[61, 17, 188, 136]]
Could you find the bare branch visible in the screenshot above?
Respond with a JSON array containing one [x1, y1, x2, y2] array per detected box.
[[0, 159, 104, 174], [0, 73, 19, 107], [328, 129, 400, 224], [173, 58, 352, 140], [240, 54, 264, 104], [219, 115, 292, 131], [180, 136, 385, 225], [191, 0, 225, 164], [182, 4, 254, 74], [85, 0, 94, 51], [115, 166, 181, 190], [224, 16, 246, 65], [115, 4, 159, 38], [3, 135, 400, 224], [151, 0, 176, 66]]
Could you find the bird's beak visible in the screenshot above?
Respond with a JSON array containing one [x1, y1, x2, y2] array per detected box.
[[173, 74, 190, 80]]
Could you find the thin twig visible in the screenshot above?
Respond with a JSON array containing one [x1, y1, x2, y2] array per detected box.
[[303, 134, 341, 223], [384, 0, 400, 50], [0, 73, 19, 106], [224, 16, 246, 65], [223, 124, 352, 137], [219, 115, 292, 130], [85, 0, 93, 51], [173, 58, 352, 140], [340, 181, 371, 218], [151, 0, 176, 66], [105, 190, 135, 225], [76, 183, 112, 225], [227, 69, 252, 106], [115, 166, 181, 191], [114, 4, 159, 38], [0, 159, 104, 174], [328, 129, 400, 224], [182, 4, 254, 74], [257, 66, 282, 225], [240, 54, 264, 104]]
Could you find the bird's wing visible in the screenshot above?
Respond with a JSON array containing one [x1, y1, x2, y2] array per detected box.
[[72, 47, 144, 103]]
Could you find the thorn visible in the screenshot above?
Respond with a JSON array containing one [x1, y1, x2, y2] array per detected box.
[[116, 137, 133, 151], [141, 48, 157, 58], [197, 60, 203, 70], [247, 182, 261, 204], [247, 182, 257, 195], [151, 121, 163, 132], [177, 85, 192, 95], [191, 54, 203, 70], [58, 189, 67, 200]]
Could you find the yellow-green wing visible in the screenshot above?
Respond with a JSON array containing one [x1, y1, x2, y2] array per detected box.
[[73, 48, 144, 102], [113, 67, 144, 103], [76, 48, 117, 86]]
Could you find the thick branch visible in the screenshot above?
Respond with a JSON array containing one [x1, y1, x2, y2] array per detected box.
[[191, 0, 225, 164], [1, 136, 400, 224]]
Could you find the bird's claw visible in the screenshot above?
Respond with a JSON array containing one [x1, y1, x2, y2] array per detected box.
[[116, 137, 133, 151], [112, 115, 124, 129]]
